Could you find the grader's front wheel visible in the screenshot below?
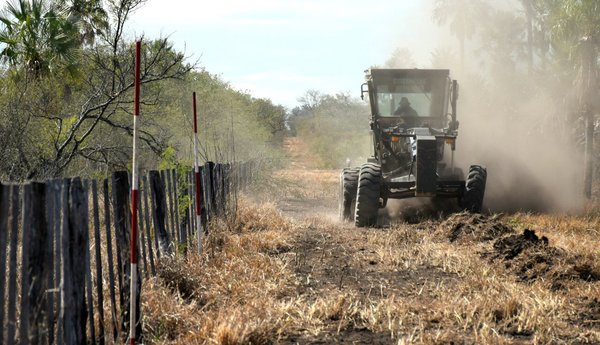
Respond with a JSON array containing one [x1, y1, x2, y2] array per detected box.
[[461, 165, 487, 213], [339, 167, 359, 221], [354, 163, 382, 227]]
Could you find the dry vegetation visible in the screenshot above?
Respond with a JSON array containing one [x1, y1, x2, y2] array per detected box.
[[138, 199, 599, 343], [138, 138, 599, 344]]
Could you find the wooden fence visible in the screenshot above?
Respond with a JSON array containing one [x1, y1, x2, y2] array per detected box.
[[0, 161, 256, 344]]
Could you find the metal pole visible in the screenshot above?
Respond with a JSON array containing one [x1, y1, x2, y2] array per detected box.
[[193, 92, 204, 255], [129, 40, 141, 345]]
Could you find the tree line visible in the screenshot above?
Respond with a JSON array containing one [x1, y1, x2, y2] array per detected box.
[[288, 90, 370, 169], [0, 0, 287, 181], [429, 0, 600, 199]]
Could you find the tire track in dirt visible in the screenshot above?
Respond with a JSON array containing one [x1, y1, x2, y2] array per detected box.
[[282, 223, 459, 344], [276, 138, 461, 343]]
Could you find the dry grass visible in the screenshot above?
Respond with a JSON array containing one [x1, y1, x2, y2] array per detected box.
[[140, 197, 600, 344], [507, 212, 600, 256], [142, 197, 294, 344], [140, 138, 600, 344]]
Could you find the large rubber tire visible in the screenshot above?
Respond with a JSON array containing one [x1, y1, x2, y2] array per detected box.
[[339, 168, 359, 221], [461, 165, 487, 213], [354, 163, 382, 227]]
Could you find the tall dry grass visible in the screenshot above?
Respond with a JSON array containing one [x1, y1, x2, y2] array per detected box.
[[142, 198, 295, 344]]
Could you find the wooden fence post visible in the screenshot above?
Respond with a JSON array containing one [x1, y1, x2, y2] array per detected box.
[[45, 181, 60, 345], [149, 171, 172, 256], [217, 164, 223, 213], [0, 184, 9, 344], [82, 181, 96, 344], [91, 181, 106, 345], [187, 170, 195, 241], [62, 178, 87, 344], [111, 171, 141, 340], [141, 176, 156, 276], [103, 179, 119, 342], [166, 170, 177, 246], [159, 170, 173, 242], [19, 184, 32, 345], [21, 182, 51, 344], [171, 169, 183, 249], [43, 184, 54, 345], [221, 164, 227, 213], [199, 166, 208, 233], [7, 185, 20, 345], [223, 164, 231, 209], [138, 190, 149, 278], [55, 181, 66, 345], [179, 174, 189, 248], [212, 164, 220, 216], [205, 162, 214, 219], [198, 167, 204, 224]]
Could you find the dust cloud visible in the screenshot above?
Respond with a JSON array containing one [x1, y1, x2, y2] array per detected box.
[[455, 84, 584, 213], [382, 1, 585, 214]]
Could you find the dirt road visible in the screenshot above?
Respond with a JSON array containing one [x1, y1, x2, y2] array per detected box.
[[271, 137, 600, 344]]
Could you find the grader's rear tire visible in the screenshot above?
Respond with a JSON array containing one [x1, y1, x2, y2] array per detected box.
[[461, 165, 487, 213], [354, 163, 382, 227], [339, 168, 359, 221]]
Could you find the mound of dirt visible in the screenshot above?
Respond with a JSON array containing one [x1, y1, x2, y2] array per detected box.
[[492, 229, 550, 260], [489, 229, 561, 282], [486, 229, 600, 288], [437, 211, 514, 243], [438, 213, 600, 288]]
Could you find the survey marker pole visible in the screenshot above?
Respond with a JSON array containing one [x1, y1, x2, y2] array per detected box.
[[130, 40, 141, 345], [193, 92, 204, 255]]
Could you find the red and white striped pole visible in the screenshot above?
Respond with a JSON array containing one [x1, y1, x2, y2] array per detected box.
[[193, 92, 203, 255], [129, 40, 141, 345]]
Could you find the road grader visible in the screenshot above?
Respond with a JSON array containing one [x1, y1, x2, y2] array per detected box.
[[340, 69, 487, 227]]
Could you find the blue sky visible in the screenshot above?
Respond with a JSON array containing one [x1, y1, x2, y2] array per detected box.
[[130, 0, 446, 108]]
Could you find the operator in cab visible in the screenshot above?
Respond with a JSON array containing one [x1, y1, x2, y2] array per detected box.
[[393, 97, 419, 127], [394, 97, 418, 116]]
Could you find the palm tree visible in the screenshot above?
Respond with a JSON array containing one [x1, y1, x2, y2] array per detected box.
[[64, 0, 109, 45], [432, 0, 491, 69], [548, 0, 600, 198], [0, 0, 80, 77]]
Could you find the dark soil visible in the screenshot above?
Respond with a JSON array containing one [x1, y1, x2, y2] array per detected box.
[[437, 211, 514, 242], [488, 229, 559, 282], [486, 228, 600, 288], [436, 212, 600, 288], [492, 229, 549, 260]]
